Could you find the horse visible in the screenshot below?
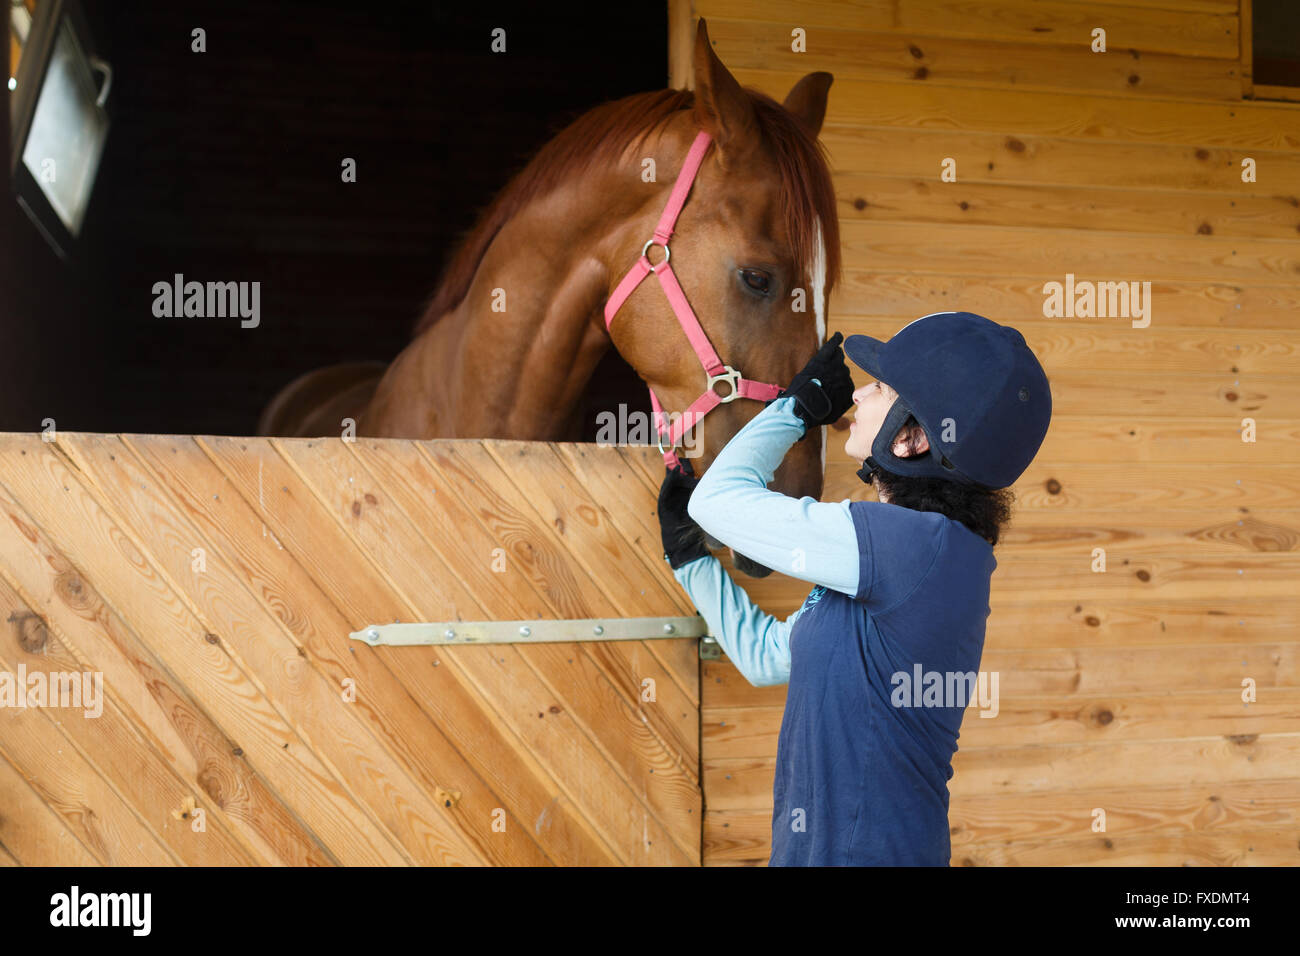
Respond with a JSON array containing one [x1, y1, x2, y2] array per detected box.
[[256, 19, 842, 578]]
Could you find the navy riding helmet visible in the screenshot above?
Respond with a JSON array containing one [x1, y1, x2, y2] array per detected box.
[[843, 312, 1052, 490]]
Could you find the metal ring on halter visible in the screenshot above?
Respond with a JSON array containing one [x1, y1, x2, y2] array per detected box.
[[641, 239, 670, 273], [656, 426, 679, 457], [706, 365, 742, 403]]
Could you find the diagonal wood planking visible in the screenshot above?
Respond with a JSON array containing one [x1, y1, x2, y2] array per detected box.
[[0, 470, 330, 868], [202, 434, 617, 864], [0, 472, 329, 865], [0, 432, 701, 865], [272, 433, 689, 863]]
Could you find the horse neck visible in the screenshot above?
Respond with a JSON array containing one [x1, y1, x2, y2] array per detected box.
[[365, 127, 687, 440]]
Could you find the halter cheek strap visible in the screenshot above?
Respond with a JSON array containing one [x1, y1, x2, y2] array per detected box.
[[603, 130, 784, 470]]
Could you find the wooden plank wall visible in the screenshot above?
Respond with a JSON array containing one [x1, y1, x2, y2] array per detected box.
[[671, 0, 1300, 865], [0, 434, 699, 865]]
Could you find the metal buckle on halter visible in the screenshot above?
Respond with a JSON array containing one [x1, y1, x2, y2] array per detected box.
[[706, 365, 742, 403], [641, 238, 670, 273]]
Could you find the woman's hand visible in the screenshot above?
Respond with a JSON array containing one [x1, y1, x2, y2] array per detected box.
[[773, 330, 857, 439], [657, 458, 712, 569]]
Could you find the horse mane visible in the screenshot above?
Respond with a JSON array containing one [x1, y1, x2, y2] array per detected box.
[[412, 85, 841, 336]]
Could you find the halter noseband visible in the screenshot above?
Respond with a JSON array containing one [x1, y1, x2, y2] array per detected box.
[[603, 130, 785, 470]]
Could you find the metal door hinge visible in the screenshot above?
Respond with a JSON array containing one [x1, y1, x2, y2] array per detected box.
[[351, 615, 710, 647]]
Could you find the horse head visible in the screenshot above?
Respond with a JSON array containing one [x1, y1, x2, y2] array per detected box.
[[602, 20, 841, 578]]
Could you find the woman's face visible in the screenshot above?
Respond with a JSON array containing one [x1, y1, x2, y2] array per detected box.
[[844, 378, 898, 464]]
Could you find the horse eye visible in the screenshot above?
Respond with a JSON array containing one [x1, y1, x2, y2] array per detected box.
[[739, 268, 771, 296]]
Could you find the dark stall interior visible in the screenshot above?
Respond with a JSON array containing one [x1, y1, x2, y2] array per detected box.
[[1, 0, 665, 434]]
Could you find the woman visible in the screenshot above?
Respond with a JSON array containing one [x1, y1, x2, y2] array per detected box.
[[657, 311, 1052, 866]]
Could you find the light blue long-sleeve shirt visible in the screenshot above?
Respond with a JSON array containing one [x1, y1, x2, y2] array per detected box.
[[667, 395, 861, 687]]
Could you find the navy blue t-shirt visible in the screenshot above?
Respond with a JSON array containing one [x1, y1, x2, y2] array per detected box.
[[769, 500, 996, 866]]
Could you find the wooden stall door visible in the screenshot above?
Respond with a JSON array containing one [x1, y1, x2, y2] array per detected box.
[[0, 433, 701, 866]]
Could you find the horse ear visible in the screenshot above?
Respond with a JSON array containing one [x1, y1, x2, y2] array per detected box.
[[692, 18, 757, 169], [782, 72, 833, 137]]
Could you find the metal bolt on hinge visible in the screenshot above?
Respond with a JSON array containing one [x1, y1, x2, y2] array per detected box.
[[699, 636, 721, 660]]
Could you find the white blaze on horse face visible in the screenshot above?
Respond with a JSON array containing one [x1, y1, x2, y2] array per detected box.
[[811, 218, 828, 478], [811, 218, 827, 346]]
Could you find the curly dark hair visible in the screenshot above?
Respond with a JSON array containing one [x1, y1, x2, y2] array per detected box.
[[863, 416, 1016, 547]]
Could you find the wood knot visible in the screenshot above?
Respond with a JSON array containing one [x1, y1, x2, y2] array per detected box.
[[1197, 222, 1213, 235], [197, 768, 228, 806], [55, 571, 92, 611], [853, 197, 867, 210], [1224, 391, 1237, 401], [1084, 615, 1101, 627], [1135, 569, 1151, 582], [1226, 734, 1257, 746], [8, 611, 49, 654], [908, 44, 924, 59], [1195, 148, 1210, 160], [351, 500, 362, 517], [1005, 137, 1025, 153], [364, 493, 378, 505], [170, 796, 197, 822], [204, 632, 220, 645], [435, 786, 462, 809], [1127, 74, 1140, 86], [1045, 478, 1062, 494], [548, 704, 561, 714], [1094, 708, 1114, 726], [913, 66, 929, 80]]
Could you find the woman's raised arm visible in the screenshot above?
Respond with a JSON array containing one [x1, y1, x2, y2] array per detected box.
[[687, 394, 860, 597]]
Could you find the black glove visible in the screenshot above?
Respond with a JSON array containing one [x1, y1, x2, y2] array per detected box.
[[657, 458, 711, 570], [769, 330, 856, 439]]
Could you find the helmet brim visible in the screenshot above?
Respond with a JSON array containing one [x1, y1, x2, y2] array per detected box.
[[844, 333, 886, 381]]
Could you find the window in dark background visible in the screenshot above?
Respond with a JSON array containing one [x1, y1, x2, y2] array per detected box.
[[1, 0, 666, 434], [1252, 0, 1300, 88]]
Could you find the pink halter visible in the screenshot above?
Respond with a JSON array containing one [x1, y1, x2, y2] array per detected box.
[[604, 130, 785, 470]]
